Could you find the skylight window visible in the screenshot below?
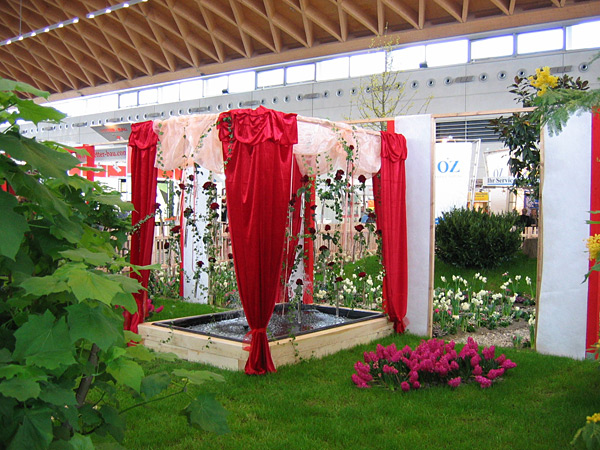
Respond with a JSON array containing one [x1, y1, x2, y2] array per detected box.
[[316, 57, 349, 81], [286, 63, 315, 84], [566, 20, 600, 50], [349, 52, 385, 77], [426, 40, 468, 67], [229, 71, 256, 93], [471, 35, 514, 59], [517, 28, 563, 54], [389, 45, 426, 71], [257, 68, 284, 88]]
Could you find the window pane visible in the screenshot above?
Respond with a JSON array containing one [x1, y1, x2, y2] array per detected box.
[[389, 45, 425, 71], [138, 88, 158, 105], [53, 98, 87, 117], [566, 20, 600, 50], [88, 94, 118, 114], [257, 68, 284, 88], [229, 71, 255, 93], [316, 57, 349, 81], [471, 35, 514, 59], [426, 39, 468, 67], [159, 84, 180, 103], [350, 52, 385, 77], [204, 76, 229, 97], [286, 64, 315, 84], [180, 79, 203, 100], [119, 92, 138, 109], [517, 28, 563, 54]]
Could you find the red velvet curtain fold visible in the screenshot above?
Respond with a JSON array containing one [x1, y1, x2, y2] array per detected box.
[[218, 107, 298, 375], [373, 131, 408, 333], [124, 121, 159, 333]]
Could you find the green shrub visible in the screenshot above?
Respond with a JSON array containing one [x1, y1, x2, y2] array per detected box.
[[435, 208, 522, 269]]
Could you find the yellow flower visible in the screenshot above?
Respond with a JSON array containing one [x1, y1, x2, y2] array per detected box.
[[587, 413, 600, 423], [528, 66, 559, 96], [587, 234, 600, 261]]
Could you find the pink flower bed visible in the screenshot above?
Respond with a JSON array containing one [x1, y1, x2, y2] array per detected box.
[[351, 337, 516, 391]]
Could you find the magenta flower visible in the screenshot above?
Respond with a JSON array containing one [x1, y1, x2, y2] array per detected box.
[[448, 377, 462, 388], [400, 382, 410, 392], [351, 373, 370, 388], [475, 376, 492, 389], [502, 359, 517, 370], [472, 365, 483, 376], [487, 368, 505, 380], [383, 365, 398, 375], [470, 354, 481, 368], [482, 346, 496, 360], [412, 381, 421, 389]]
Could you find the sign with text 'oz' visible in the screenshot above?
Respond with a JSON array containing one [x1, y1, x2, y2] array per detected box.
[[435, 142, 473, 219]]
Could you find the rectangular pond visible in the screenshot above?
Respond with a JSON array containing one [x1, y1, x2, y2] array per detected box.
[[139, 304, 394, 370]]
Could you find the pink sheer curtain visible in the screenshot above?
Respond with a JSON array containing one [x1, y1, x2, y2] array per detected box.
[[218, 107, 298, 375], [373, 131, 408, 333], [124, 121, 159, 333]]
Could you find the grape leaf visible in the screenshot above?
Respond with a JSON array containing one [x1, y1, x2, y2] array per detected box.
[[7, 408, 53, 450], [0, 377, 41, 401], [184, 393, 230, 435], [18, 275, 68, 297], [141, 372, 171, 399], [13, 310, 76, 370], [66, 303, 122, 351], [60, 248, 112, 266], [0, 190, 29, 260], [66, 268, 123, 305], [39, 384, 77, 406], [106, 358, 144, 393]]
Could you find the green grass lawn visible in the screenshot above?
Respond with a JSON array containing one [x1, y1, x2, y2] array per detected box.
[[122, 333, 600, 450]]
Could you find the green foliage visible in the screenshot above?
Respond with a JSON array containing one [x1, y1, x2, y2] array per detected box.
[[0, 78, 227, 450], [572, 419, 600, 449], [489, 73, 588, 199], [435, 208, 522, 269]]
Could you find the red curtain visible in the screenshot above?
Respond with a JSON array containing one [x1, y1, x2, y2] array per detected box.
[[218, 106, 298, 375], [303, 179, 315, 304], [587, 111, 600, 351], [373, 131, 408, 333], [124, 121, 159, 333]]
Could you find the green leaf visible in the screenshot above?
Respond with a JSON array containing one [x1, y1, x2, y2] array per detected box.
[[14, 97, 65, 124], [184, 393, 230, 435], [98, 405, 126, 443], [172, 369, 225, 385], [68, 433, 95, 450], [60, 248, 112, 266], [13, 310, 76, 370], [18, 275, 68, 297], [0, 348, 12, 363], [123, 330, 142, 344], [106, 358, 144, 393], [7, 408, 53, 450], [0, 365, 26, 380], [0, 377, 41, 401], [141, 372, 171, 399], [154, 352, 178, 362], [39, 384, 77, 406], [125, 344, 155, 362], [93, 193, 134, 212], [66, 268, 123, 305], [112, 292, 137, 313], [0, 133, 79, 179], [106, 273, 143, 294], [66, 303, 122, 351], [0, 79, 49, 98], [0, 190, 29, 260]]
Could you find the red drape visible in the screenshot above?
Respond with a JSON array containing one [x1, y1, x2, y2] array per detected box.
[[373, 131, 408, 333], [124, 121, 159, 333], [218, 106, 298, 375], [587, 111, 600, 351], [303, 179, 315, 304]]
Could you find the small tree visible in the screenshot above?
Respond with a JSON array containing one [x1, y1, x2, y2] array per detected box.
[[0, 79, 228, 449]]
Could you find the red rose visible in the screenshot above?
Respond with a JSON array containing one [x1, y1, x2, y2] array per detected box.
[[335, 276, 343, 282], [307, 227, 316, 235], [355, 224, 364, 232], [296, 279, 303, 286], [325, 224, 331, 231], [349, 145, 354, 150], [163, 242, 170, 249], [154, 202, 161, 210], [171, 225, 181, 234], [310, 205, 317, 211], [184, 207, 193, 216], [202, 181, 213, 190], [209, 257, 216, 263], [188, 174, 195, 181], [196, 260, 204, 267], [228, 253, 233, 259], [210, 202, 219, 210], [319, 245, 328, 252], [301, 175, 310, 183], [358, 271, 366, 278], [327, 262, 335, 267], [358, 174, 366, 184], [326, 178, 332, 185]]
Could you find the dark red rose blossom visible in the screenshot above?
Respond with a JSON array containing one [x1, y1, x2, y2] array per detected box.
[[358, 271, 367, 278], [163, 242, 170, 249], [196, 260, 204, 268], [376, 229, 382, 236], [358, 174, 366, 184], [171, 225, 181, 234], [334, 172, 343, 181], [368, 211, 377, 220], [327, 261, 335, 267], [355, 224, 365, 232], [228, 253, 233, 260], [202, 181, 214, 190], [326, 178, 332, 185], [324, 224, 331, 231], [300, 175, 310, 183], [184, 207, 193, 216], [310, 205, 317, 211], [307, 227, 316, 235], [208, 257, 216, 263], [335, 276, 343, 282], [289, 198, 296, 206], [225, 226, 229, 232], [296, 279, 303, 286], [210, 202, 220, 210], [179, 183, 186, 190], [349, 145, 354, 151], [188, 174, 195, 181], [319, 245, 328, 252], [154, 202, 161, 210]]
